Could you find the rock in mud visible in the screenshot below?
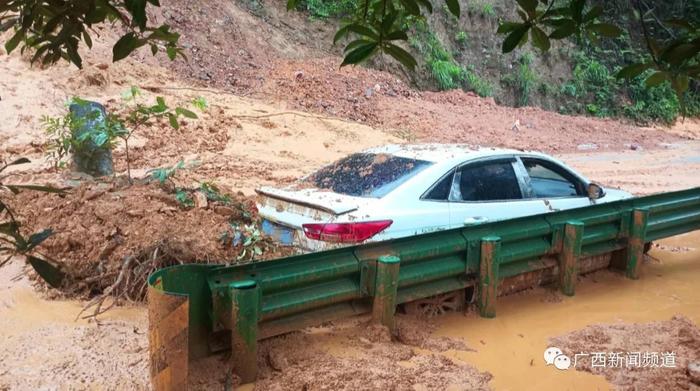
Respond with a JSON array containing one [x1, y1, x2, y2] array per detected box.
[[689, 361, 700, 385]]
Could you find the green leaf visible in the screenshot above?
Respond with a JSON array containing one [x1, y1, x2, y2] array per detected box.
[[333, 25, 351, 44], [175, 107, 198, 119], [168, 113, 179, 129], [113, 32, 141, 62], [645, 71, 668, 87], [83, 30, 93, 49], [570, 0, 585, 22], [385, 30, 408, 41], [588, 23, 622, 38], [662, 43, 700, 66], [26, 229, 53, 251], [5, 28, 26, 54], [166, 46, 177, 60], [445, 0, 460, 18], [383, 42, 417, 71], [502, 25, 530, 53], [583, 5, 603, 22], [516, 0, 538, 15], [346, 24, 380, 40], [399, 0, 421, 16], [340, 42, 378, 67], [344, 39, 375, 54], [671, 74, 689, 96], [549, 19, 576, 39], [27, 256, 65, 288], [497, 22, 524, 34], [0, 221, 20, 236], [615, 63, 653, 79], [530, 26, 550, 51]]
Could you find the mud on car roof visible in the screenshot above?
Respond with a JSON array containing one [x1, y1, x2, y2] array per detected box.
[[362, 143, 527, 164]]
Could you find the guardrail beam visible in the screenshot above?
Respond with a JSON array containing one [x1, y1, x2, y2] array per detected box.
[[372, 255, 401, 332], [559, 221, 584, 296], [626, 208, 650, 280], [478, 236, 501, 318], [230, 280, 259, 383]]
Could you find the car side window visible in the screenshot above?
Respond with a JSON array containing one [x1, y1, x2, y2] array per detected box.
[[424, 172, 454, 200], [455, 160, 522, 201], [521, 158, 583, 198]]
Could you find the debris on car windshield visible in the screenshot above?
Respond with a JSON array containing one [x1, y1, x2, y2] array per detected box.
[[305, 153, 432, 197]]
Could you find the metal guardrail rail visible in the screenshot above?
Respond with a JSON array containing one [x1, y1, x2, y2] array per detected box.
[[147, 187, 700, 389]]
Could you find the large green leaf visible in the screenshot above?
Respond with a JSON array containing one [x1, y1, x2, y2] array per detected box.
[[444, 0, 460, 18], [27, 256, 65, 288], [340, 42, 378, 67], [645, 71, 668, 87], [4, 28, 26, 53], [516, 0, 538, 16], [113, 32, 141, 61], [383, 43, 417, 71], [616, 63, 653, 79], [530, 26, 550, 52], [548, 19, 576, 39], [502, 25, 530, 53]]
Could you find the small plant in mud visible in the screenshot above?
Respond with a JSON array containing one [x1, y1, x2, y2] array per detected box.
[[44, 87, 202, 182], [147, 159, 187, 186], [118, 86, 199, 182], [220, 223, 265, 262], [43, 98, 124, 173], [0, 158, 65, 287]]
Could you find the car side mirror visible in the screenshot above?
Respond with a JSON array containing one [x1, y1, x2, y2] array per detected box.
[[587, 183, 604, 200]]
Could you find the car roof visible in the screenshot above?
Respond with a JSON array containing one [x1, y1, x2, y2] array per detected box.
[[362, 143, 547, 165]]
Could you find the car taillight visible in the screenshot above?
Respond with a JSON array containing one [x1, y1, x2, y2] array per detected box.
[[302, 220, 393, 243]]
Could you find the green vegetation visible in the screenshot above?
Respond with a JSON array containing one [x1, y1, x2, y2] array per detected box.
[[454, 31, 469, 47], [44, 87, 200, 182], [43, 98, 124, 170], [557, 49, 700, 124], [409, 19, 492, 96], [0, 158, 65, 287], [466, 1, 496, 18], [296, 0, 356, 18], [502, 53, 538, 107]]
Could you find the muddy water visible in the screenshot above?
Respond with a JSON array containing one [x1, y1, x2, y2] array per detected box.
[[431, 231, 700, 391]]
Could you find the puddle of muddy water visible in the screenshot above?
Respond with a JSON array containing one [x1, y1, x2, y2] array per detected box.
[[429, 231, 700, 391]]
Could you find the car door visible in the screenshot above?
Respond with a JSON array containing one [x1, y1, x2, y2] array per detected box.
[[516, 156, 592, 212], [447, 157, 551, 228]]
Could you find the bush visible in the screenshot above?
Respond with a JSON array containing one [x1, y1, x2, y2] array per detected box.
[[502, 53, 538, 106], [298, 0, 355, 18], [430, 60, 462, 90]]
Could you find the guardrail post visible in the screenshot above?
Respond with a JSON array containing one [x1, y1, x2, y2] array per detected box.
[[626, 208, 650, 280], [372, 255, 400, 332], [230, 280, 259, 384], [478, 236, 501, 318], [559, 221, 584, 296]]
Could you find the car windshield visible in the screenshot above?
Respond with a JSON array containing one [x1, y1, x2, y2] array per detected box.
[[304, 153, 433, 198]]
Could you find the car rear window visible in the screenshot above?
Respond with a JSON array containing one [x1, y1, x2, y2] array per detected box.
[[305, 153, 432, 198]]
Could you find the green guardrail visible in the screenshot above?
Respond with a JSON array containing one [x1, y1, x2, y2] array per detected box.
[[147, 187, 700, 389]]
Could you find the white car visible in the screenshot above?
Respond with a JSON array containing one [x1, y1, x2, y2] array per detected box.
[[256, 144, 633, 251]]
